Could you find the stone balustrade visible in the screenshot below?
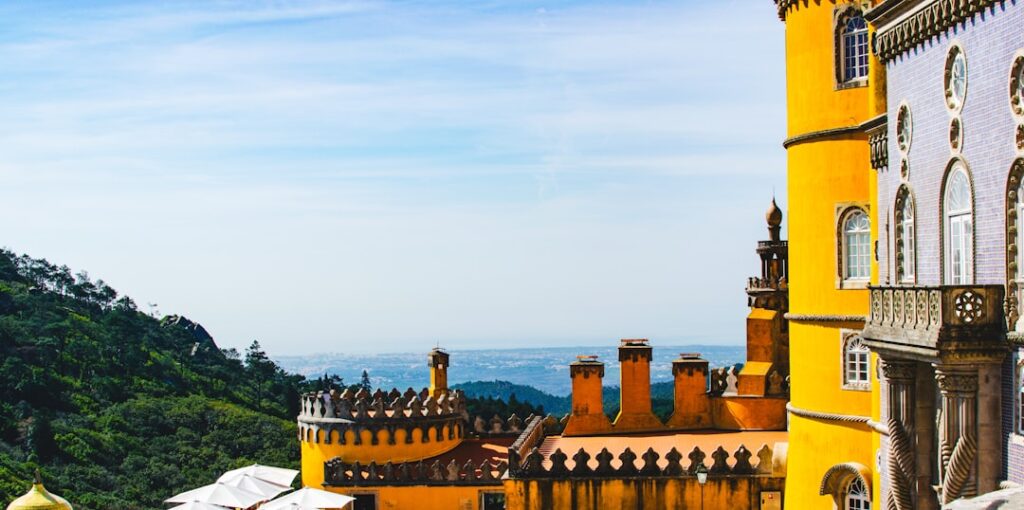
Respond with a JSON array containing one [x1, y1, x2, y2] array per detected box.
[[863, 285, 1006, 355], [508, 443, 776, 479], [324, 457, 509, 486]]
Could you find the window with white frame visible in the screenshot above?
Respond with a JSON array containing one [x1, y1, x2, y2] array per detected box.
[[900, 194, 916, 283], [843, 209, 871, 281], [841, 15, 869, 83], [845, 477, 871, 510], [944, 163, 973, 284], [843, 334, 870, 390], [1018, 358, 1023, 435]]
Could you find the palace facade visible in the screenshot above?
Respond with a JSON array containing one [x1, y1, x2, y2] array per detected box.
[[775, 0, 1024, 508]]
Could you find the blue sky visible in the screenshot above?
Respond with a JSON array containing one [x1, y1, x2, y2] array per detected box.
[[0, 0, 787, 355]]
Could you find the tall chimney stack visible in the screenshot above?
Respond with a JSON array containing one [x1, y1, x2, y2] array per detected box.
[[563, 355, 612, 436], [427, 348, 449, 398], [612, 339, 664, 432], [666, 353, 711, 429]]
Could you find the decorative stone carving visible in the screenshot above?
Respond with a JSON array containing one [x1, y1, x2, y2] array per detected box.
[[872, 1, 1002, 62]]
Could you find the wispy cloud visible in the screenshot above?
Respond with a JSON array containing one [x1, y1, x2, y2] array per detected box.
[[0, 0, 787, 354]]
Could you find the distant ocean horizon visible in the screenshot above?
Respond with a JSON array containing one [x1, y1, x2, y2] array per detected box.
[[276, 344, 746, 396]]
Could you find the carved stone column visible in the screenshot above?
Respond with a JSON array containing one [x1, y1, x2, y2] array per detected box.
[[935, 365, 978, 505], [882, 359, 917, 510]]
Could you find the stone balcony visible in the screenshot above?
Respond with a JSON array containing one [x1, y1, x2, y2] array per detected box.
[[861, 285, 1007, 360]]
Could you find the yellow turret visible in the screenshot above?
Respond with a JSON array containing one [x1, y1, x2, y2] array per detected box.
[[775, 0, 883, 508], [6, 473, 72, 510]]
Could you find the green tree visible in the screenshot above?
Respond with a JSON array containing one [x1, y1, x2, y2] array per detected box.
[[360, 370, 372, 392], [245, 340, 276, 413]]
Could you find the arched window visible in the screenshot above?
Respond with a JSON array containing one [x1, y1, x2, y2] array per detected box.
[[845, 477, 871, 510], [842, 209, 871, 282], [1016, 175, 1024, 330], [944, 163, 973, 284], [842, 333, 870, 390], [840, 14, 869, 83], [896, 188, 916, 283]]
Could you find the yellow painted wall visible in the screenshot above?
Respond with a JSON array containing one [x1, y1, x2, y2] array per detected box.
[[325, 485, 502, 510], [504, 477, 785, 510], [780, 0, 881, 508], [300, 426, 461, 487]]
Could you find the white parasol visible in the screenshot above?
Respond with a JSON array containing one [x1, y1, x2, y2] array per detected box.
[[217, 464, 299, 488], [165, 482, 266, 508], [167, 502, 231, 510], [218, 473, 291, 499], [261, 487, 355, 510]]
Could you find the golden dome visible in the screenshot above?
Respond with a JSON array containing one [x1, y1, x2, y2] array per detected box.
[[766, 198, 783, 227], [6, 475, 72, 510]]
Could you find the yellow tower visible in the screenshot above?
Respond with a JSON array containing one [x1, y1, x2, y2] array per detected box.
[[774, 0, 883, 507], [427, 347, 449, 398]]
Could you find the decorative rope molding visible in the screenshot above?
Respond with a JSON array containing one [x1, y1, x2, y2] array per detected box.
[[784, 313, 868, 323], [867, 419, 890, 436], [782, 125, 864, 149], [867, 0, 1005, 63], [786, 403, 872, 424]]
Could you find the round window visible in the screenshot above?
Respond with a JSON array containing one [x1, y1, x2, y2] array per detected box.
[[945, 46, 968, 111], [897, 103, 912, 153]]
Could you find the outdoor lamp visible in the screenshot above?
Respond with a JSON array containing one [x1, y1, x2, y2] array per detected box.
[[696, 465, 708, 485]]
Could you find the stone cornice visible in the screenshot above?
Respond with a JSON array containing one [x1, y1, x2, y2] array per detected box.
[[774, 0, 797, 21], [869, 0, 1005, 63]]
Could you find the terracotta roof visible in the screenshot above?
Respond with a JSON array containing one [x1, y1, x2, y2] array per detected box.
[[424, 437, 514, 466], [538, 430, 787, 469]]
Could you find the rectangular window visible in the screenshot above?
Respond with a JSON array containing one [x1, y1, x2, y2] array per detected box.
[[948, 215, 973, 284], [353, 493, 377, 510], [481, 491, 506, 510]]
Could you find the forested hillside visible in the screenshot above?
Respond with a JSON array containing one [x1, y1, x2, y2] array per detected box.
[[0, 249, 546, 510], [0, 249, 309, 509]]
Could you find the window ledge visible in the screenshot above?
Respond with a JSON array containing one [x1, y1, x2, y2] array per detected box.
[[1012, 434, 1024, 447], [836, 79, 869, 90], [841, 383, 871, 392], [838, 279, 871, 290]]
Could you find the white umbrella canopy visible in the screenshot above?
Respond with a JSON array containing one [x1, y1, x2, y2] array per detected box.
[[167, 502, 231, 510], [261, 488, 355, 510], [165, 482, 266, 508], [217, 464, 299, 488], [218, 474, 291, 499]]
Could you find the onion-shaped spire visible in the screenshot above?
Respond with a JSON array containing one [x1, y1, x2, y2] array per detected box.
[[6, 472, 73, 510]]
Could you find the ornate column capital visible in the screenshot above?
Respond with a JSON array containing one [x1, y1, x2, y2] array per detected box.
[[934, 366, 978, 395], [880, 359, 917, 383]]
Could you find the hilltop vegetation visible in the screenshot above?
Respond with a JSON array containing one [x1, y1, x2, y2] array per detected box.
[[0, 249, 549, 509], [454, 380, 680, 420], [0, 249, 309, 509]]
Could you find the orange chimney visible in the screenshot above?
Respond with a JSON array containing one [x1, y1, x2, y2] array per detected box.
[[428, 348, 449, 397], [562, 355, 612, 436], [612, 339, 663, 432], [666, 353, 711, 429]]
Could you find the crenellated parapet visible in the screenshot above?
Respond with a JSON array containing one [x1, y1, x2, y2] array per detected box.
[[508, 443, 777, 479], [323, 457, 509, 487], [297, 387, 467, 446]]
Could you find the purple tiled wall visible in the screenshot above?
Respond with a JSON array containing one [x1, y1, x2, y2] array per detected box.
[[878, 0, 1024, 486], [879, 1, 1023, 286]]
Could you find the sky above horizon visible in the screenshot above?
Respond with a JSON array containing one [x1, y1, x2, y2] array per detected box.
[[0, 0, 787, 356]]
